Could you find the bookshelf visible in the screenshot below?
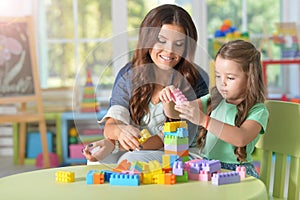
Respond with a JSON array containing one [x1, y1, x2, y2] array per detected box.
[[61, 110, 107, 164]]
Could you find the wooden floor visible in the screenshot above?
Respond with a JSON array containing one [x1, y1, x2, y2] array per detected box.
[[0, 156, 37, 178]]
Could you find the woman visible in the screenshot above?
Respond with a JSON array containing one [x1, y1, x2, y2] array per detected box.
[[83, 4, 209, 164]]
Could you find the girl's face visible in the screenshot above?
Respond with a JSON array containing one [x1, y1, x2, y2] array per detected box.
[[215, 56, 248, 105], [149, 24, 186, 70]]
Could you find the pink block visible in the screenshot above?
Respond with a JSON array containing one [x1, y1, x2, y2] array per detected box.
[[69, 144, 85, 158], [171, 88, 187, 105], [236, 166, 246, 179], [199, 170, 211, 181], [188, 172, 200, 180]]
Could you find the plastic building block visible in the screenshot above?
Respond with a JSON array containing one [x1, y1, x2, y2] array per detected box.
[[109, 174, 140, 186], [162, 167, 172, 173], [236, 166, 246, 179], [142, 172, 155, 184], [188, 172, 201, 181], [86, 170, 95, 184], [153, 173, 176, 185], [175, 170, 188, 183], [199, 170, 211, 181], [164, 173, 176, 185], [138, 129, 151, 144], [189, 162, 202, 174], [171, 88, 187, 105], [93, 172, 105, 184], [153, 173, 165, 184], [162, 154, 179, 169], [163, 121, 188, 132], [130, 161, 143, 172], [172, 161, 184, 176], [164, 127, 188, 138], [101, 170, 119, 182], [86, 170, 105, 184], [164, 135, 188, 145], [113, 159, 131, 172], [55, 171, 75, 183], [164, 149, 189, 157], [202, 160, 221, 173], [211, 171, 240, 185], [148, 160, 162, 173], [164, 143, 189, 152]]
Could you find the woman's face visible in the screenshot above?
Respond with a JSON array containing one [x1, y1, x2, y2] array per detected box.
[[149, 24, 186, 70]]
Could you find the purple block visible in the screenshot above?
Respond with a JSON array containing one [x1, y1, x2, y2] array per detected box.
[[172, 161, 184, 175], [202, 160, 221, 173], [212, 171, 240, 185], [189, 163, 201, 174]]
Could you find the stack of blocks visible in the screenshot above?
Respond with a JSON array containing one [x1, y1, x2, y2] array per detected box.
[[80, 69, 99, 112], [163, 121, 189, 162]]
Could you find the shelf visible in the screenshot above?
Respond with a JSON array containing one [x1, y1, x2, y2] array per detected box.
[[61, 110, 107, 164]]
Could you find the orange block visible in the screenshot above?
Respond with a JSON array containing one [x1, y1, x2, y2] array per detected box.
[[165, 173, 176, 185], [93, 173, 104, 184], [164, 149, 189, 156]]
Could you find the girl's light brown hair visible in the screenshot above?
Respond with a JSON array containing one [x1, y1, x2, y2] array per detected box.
[[197, 39, 265, 162]]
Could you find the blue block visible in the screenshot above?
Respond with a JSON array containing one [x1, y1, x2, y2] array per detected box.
[[110, 174, 140, 186], [26, 131, 53, 158]]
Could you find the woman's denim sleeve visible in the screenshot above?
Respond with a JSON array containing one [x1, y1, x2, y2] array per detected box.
[[109, 63, 133, 109]]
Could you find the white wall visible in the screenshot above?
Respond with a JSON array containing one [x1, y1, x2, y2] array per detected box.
[[0, 0, 33, 16], [282, 0, 300, 97]]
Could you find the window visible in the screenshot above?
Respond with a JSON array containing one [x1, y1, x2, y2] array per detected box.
[[39, 0, 296, 101], [38, 0, 113, 89], [206, 0, 297, 98]]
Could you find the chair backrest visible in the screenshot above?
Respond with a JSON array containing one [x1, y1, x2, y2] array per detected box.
[[255, 100, 300, 200]]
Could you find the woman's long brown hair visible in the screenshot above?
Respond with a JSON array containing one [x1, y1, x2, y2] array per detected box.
[[197, 40, 265, 162], [129, 4, 200, 125]]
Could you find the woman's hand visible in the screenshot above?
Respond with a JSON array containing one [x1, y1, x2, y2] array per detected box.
[[117, 124, 141, 151], [174, 100, 205, 126], [159, 85, 176, 103], [82, 139, 115, 162]]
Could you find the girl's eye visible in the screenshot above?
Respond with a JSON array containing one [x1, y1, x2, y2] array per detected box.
[[215, 75, 220, 78], [228, 77, 235, 80]]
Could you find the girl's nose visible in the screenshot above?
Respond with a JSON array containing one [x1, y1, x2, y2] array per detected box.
[[221, 77, 226, 86]]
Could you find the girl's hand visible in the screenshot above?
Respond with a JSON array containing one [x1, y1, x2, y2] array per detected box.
[[82, 139, 115, 161], [117, 124, 141, 151], [159, 85, 176, 103], [175, 100, 205, 126]]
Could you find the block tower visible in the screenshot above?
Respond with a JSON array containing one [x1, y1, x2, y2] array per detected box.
[[80, 69, 99, 112], [163, 121, 189, 167]]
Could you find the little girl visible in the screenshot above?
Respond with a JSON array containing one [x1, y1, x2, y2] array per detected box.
[[159, 40, 269, 178]]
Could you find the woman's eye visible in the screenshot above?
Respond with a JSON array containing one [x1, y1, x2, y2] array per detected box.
[[157, 37, 166, 43], [175, 41, 184, 47], [228, 77, 235, 80], [215, 75, 220, 78]]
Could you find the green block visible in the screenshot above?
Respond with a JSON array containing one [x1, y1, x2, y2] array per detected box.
[[176, 171, 188, 183], [164, 135, 188, 145]]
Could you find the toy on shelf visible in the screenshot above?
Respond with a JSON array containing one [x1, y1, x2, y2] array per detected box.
[[212, 19, 249, 57], [80, 69, 99, 113], [271, 22, 300, 58]]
